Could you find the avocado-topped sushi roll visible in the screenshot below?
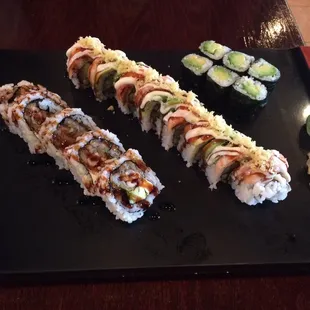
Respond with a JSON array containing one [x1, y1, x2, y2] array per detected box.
[[248, 58, 281, 92], [182, 54, 213, 76], [231, 76, 268, 109], [223, 51, 255, 73], [199, 40, 231, 61]]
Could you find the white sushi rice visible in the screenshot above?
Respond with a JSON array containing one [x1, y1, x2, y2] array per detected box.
[[232, 175, 291, 206], [248, 58, 281, 82], [233, 76, 267, 101]]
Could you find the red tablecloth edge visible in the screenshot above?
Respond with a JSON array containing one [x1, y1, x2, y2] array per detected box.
[[301, 46, 310, 69]]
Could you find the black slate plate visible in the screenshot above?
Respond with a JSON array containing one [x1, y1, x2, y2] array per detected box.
[[0, 48, 309, 284]]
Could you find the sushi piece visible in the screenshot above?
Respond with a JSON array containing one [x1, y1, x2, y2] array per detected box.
[[248, 58, 281, 92], [199, 40, 231, 61], [66, 37, 105, 89], [114, 61, 159, 115], [200, 141, 245, 189], [206, 66, 239, 103], [231, 76, 268, 110], [89, 50, 127, 101], [230, 150, 291, 205], [1, 81, 67, 153], [181, 54, 213, 76], [94, 149, 164, 223], [38, 108, 99, 169], [222, 51, 255, 73], [64, 129, 125, 195], [161, 105, 201, 151]]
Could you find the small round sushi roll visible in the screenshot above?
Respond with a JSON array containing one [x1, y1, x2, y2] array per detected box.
[[38, 108, 99, 169], [222, 51, 255, 73], [248, 58, 281, 92], [6, 88, 67, 153], [206, 66, 239, 102], [199, 40, 231, 62], [200, 140, 245, 189], [64, 129, 125, 195], [161, 105, 201, 151], [94, 149, 164, 223], [231, 76, 268, 110], [230, 150, 291, 205]]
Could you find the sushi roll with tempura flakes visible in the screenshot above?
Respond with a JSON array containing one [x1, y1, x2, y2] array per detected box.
[[94, 149, 164, 223], [199, 40, 231, 62], [231, 76, 268, 111], [248, 58, 281, 92], [222, 51, 255, 73]]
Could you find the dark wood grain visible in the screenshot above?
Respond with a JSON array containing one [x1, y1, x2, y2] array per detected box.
[[0, 0, 308, 309], [0, 0, 303, 50]]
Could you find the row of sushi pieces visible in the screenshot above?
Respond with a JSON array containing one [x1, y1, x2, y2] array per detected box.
[[181, 40, 281, 108], [66, 36, 291, 206], [0, 81, 164, 223]]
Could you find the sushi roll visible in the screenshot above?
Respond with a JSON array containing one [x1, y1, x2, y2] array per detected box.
[[89, 50, 127, 101], [1, 81, 67, 153], [248, 58, 281, 92], [200, 141, 245, 189], [206, 66, 239, 104], [114, 61, 159, 115], [222, 51, 255, 73], [66, 37, 105, 89], [94, 149, 164, 223], [64, 129, 125, 195], [199, 40, 231, 62], [161, 105, 201, 151], [231, 76, 268, 111], [38, 108, 99, 169], [230, 150, 291, 205]]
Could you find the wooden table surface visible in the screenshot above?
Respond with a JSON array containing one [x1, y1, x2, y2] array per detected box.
[[0, 0, 309, 309]]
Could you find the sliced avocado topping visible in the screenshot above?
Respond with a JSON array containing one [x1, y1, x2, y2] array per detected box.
[[202, 139, 227, 160], [228, 52, 246, 67], [255, 63, 277, 77], [212, 66, 231, 81], [182, 54, 207, 69], [241, 81, 260, 98], [127, 186, 150, 204], [202, 41, 222, 55], [306, 115, 310, 136], [160, 97, 183, 114]]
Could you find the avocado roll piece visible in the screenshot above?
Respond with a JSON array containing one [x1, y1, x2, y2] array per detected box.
[[182, 54, 213, 76], [248, 58, 281, 92], [231, 76, 268, 110], [206, 66, 239, 105], [199, 40, 231, 62], [223, 51, 255, 73]]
